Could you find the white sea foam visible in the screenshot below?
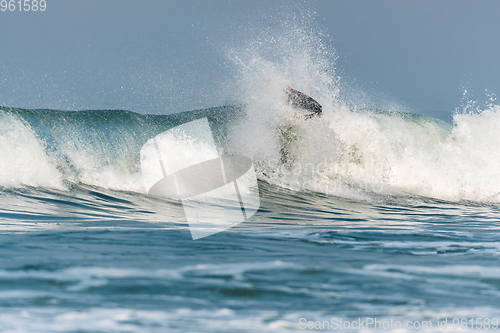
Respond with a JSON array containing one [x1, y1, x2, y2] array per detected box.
[[0, 111, 65, 190], [226, 19, 500, 203], [0, 307, 308, 333], [0, 261, 300, 292], [0, 305, 497, 333], [365, 264, 500, 279]]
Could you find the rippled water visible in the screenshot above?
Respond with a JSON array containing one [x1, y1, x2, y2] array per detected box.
[[0, 181, 499, 332]]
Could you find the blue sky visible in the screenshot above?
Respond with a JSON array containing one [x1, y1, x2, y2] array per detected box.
[[1, 0, 500, 122]]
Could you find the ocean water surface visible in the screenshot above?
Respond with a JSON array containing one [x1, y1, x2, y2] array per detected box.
[[1, 17, 500, 333]]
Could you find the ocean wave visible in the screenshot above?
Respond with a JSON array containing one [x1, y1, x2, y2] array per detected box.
[[1, 103, 500, 204]]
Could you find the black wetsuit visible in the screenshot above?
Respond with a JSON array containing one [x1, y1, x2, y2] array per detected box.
[[285, 88, 322, 118]]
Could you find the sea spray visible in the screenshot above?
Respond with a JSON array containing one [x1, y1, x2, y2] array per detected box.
[[225, 16, 500, 203]]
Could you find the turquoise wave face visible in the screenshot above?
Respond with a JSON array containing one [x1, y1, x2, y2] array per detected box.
[[3, 105, 243, 156], [0, 106, 243, 191]]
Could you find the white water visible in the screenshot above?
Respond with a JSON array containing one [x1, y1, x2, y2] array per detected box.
[[226, 22, 500, 203], [0, 111, 65, 190]]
